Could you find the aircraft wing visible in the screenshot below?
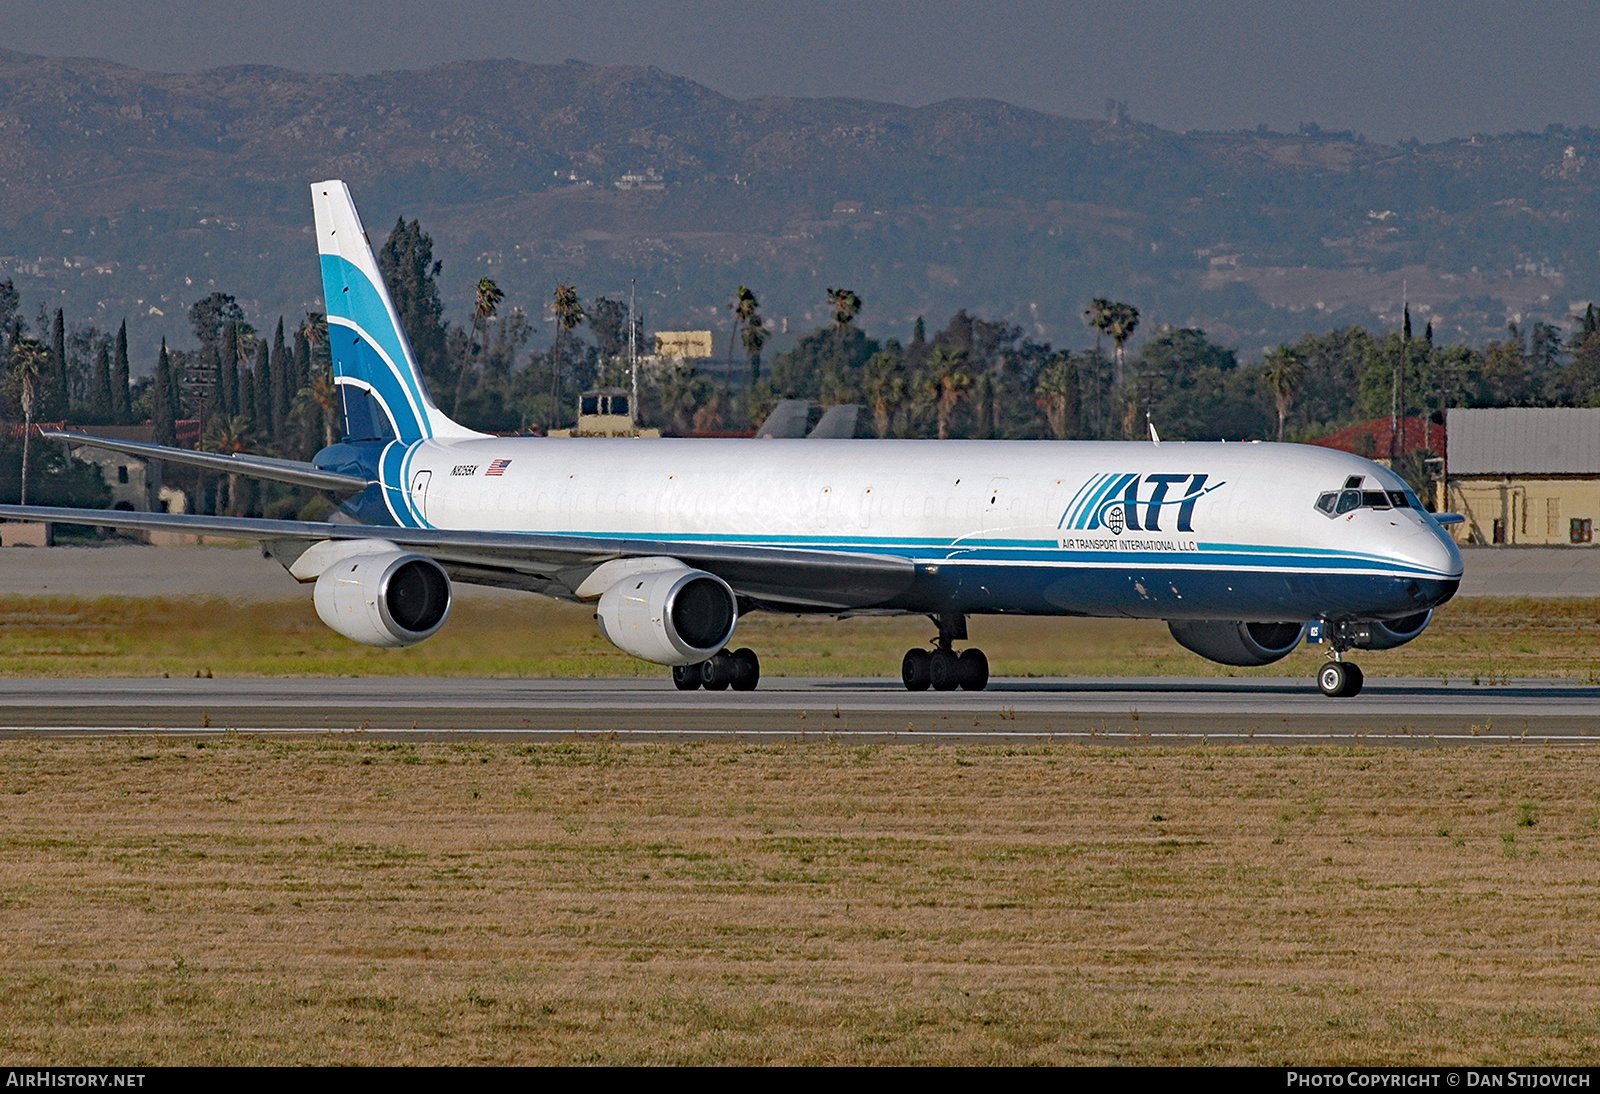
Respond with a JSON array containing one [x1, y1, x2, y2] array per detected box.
[[40, 431, 368, 493], [0, 505, 915, 611]]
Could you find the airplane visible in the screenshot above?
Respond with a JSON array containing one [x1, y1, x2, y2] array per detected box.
[[0, 180, 1464, 699]]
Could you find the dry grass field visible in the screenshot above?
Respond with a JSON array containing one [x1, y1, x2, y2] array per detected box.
[[2, 738, 1599, 1065], [0, 593, 1592, 681]]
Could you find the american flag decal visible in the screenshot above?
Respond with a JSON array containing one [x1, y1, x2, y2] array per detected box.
[[485, 459, 512, 477]]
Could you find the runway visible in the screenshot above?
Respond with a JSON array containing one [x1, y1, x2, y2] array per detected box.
[[0, 675, 1595, 745]]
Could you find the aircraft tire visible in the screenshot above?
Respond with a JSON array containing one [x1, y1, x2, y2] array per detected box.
[[902, 648, 931, 691], [673, 663, 703, 691], [701, 650, 733, 691], [957, 648, 989, 691], [929, 648, 961, 691], [1318, 661, 1366, 698], [730, 647, 760, 691], [1342, 663, 1364, 697]]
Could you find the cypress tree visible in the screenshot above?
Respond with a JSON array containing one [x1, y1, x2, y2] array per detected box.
[[292, 326, 310, 396], [112, 320, 130, 421], [49, 308, 67, 419], [152, 340, 177, 446], [270, 317, 288, 433], [91, 341, 112, 420], [254, 337, 272, 433], [240, 365, 257, 433]]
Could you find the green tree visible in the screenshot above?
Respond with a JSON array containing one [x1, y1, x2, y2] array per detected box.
[[454, 277, 504, 415], [90, 340, 113, 421], [1034, 351, 1080, 440], [47, 308, 67, 419], [922, 343, 972, 440], [187, 292, 244, 351], [112, 320, 130, 422], [1262, 345, 1304, 441], [861, 350, 907, 438], [151, 340, 178, 447], [377, 218, 449, 399], [1086, 298, 1139, 388], [270, 317, 290, 436], [548, 283, 585, 429], [10, 339, 44, 504]]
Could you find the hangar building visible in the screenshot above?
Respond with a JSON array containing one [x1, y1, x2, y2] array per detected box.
[[1447, 407, 1600, 546]]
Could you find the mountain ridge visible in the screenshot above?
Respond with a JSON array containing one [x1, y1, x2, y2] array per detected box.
[[0, 49, 1594, 366]]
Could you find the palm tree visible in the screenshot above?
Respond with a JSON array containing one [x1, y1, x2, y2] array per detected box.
[[1034, 352, 1079, 440], [726, 285, 760, 383], [454, 277, 503, 415], [1086, 298, 1140, 388], [10, 340, 45, 505], [861, 351, 906, 438], [1262, 345, 1304, 442], [923, 344, 972, 440], [549, 283, 585, 429], [742, 313, 767, 384], [203, 414, 253, 515], [827, 287, 861, 330], [307, 369, 340, 448]]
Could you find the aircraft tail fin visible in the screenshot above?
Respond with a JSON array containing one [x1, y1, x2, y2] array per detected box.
[[310, 180, 480, 444]]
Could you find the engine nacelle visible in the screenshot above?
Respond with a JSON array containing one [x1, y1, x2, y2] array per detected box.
[[595, 565, 737, 666], [1167, 619, 1306, 667], [1342, 610, 1432, 651], [313, 550, 453, 648]]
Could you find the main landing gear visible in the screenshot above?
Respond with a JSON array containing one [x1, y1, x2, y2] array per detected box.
[[672, 647, 760, 692], [902, 612, 989, 692]]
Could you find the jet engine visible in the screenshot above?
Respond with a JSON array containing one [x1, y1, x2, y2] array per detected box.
[[313, 550, 453, 648], [1340, 610, 1432, 650], [1167, 619, 1306, 667], [595, 564, 738, 666]]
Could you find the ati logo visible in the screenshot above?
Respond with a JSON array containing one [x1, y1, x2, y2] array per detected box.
[[1059, 473, 1224, 535]]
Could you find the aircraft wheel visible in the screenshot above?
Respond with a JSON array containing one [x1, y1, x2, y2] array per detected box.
[[673, 663, 703, 691], [1318, 661, 1363, 698], [1342, 663, 1364, 697], [729, 647, 760, 691], [902, 648, 931, 691], [957, 648, 989, 691], [929, 648, 961, 691], [701, 650, 733, 691]]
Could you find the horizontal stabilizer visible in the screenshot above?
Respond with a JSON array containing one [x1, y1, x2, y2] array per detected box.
[[42, 431, 368, 492]]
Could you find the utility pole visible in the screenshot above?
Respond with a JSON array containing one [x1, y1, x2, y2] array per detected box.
[[1390, 280, 1406, 464], [628, 279, 638, 428]]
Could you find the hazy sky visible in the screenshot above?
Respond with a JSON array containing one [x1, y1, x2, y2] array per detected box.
[[5, 1, 1600, 143]]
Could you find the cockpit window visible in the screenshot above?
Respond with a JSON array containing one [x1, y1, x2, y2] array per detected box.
[[1315, 481, 1419, 518]]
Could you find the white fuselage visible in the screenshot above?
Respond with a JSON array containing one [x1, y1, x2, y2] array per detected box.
[[368, 436, 1460, 623]]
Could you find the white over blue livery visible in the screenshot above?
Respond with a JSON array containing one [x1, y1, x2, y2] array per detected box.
[[5, 181, 1464, 698]]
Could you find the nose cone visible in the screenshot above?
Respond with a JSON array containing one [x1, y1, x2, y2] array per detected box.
[[1396, 518, 1463, 581]]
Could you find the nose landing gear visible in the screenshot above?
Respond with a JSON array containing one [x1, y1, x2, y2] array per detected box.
[[1317, 658, 1364, 698], [902, 612, 989, 692], [1313, 622, 1364, 697]]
